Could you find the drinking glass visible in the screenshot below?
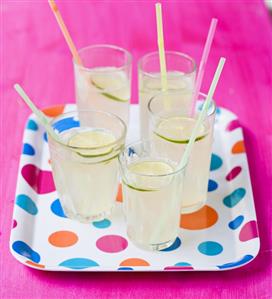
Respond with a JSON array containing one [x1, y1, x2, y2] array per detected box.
[[119, 141, 186, 251], [73, 44, 132, 125], [48, 110, 126, 223], [138, 51, 196, 139], [148, 91, 216, 213]]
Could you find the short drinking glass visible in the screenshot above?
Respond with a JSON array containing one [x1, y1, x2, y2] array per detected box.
[[48, 110, 126, 223], [119, 141, 186, 251]]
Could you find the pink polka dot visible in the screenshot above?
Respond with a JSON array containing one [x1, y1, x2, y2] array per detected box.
[[96, 235, 128, 253], [239, 220, 258, 242], [226, 119, 240, 131], [12, 219, 17, 229]]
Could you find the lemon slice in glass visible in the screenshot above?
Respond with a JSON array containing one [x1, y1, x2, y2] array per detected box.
[[124, 160, 174, 191], [155, 117, 207, 144], [68, 129, 116, 158]]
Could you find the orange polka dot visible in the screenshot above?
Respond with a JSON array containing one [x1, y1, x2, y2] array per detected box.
[[180, 205, 218, 230], [232, 140, 245, 154], [116, 184, 123, 202], [48, 231, 78, 247], [42, 105, 65, 117], [26, 261, 45, 269], [120, 258, 150, 266]]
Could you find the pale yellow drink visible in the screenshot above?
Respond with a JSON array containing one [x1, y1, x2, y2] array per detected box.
[[74, 66, 130, 124], [152, 116, 213, 213], [48, 110, 126, 223], [119, 141, 186, 251], [139, 71, 194, 139]]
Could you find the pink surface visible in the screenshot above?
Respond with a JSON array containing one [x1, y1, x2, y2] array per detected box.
[[1, 1, 272, 298]]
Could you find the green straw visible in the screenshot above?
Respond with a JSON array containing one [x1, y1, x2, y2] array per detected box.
[[14, 84, 61, 142], [178, 57, 226, 170], [150, 57, 226, 246]]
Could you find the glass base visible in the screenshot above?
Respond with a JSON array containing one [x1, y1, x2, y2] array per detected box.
[[127, 230, 176, 251], [181, 200, 206, 214], [62, 206, 113, 223]]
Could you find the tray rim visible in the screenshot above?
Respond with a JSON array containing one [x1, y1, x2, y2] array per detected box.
[[9, 103, 260, 272]]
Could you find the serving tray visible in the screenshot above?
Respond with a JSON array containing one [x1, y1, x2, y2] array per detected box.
[[9, 104, 260, 271]]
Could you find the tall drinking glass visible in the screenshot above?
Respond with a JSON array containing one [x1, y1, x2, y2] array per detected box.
[[138, 51, 196, 139], [48, 110, 126, 223], [119, 141, 186, 251], [73, 44, 132, 125], [148, 91, 216, 213]]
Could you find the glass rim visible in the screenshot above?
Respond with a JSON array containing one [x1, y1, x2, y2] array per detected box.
[[147, 91, 216, 120], [48, 109, 127, 151], [118, 140, 187, 178], [73, 44, 132, 73], [138, 50, 197, 78]]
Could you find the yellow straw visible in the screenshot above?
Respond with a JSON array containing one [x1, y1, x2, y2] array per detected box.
[[48, 0, 82, 65], [155, 3, 168, 91]]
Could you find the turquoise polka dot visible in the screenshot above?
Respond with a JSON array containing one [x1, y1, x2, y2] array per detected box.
[[59, 258, 99, 269], [92, 219, 111, 229], [51, 199, 66, 218], [16, 194, 38, 215], [174, 262, 191, 266], [210, 154, 223, 171], [27, 119, 38, 131], [198, 241, 223, 256], [223, 188, 246, 208]]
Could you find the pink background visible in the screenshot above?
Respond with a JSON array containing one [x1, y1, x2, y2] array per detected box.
[[1, 1, 272, 298]]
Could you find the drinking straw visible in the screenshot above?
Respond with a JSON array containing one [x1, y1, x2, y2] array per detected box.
[[151, 57, 226, 245], [155, 3, 168, 91], [48, 0, 82, 65], [14, 84, 61, 142], [190, 18, 218, 117], [179, 57, 226, 170]]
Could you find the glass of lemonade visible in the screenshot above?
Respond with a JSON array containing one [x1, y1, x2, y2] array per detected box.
[[138, 51, 196, 139], [73, 44, 132, 125], [47, 110, 126, 223], [148, 91, 216, 214], [119, 141, 186, 251]]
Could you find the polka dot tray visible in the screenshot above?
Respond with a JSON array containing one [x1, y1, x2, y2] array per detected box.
[[9, 104, 260, 271]]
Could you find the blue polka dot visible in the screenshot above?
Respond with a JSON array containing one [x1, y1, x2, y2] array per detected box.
[[53, 117, 80, 133], [118, 267, 133, 271], [59, 258, 99, 269], [23, 143, 35, 156], [12, 241, 40, 263], [228, 215, 244, 230], [208, 179, 218, 192], [50, 199, 67, 218], [44, 132, 48, 142], [217, 255, 254, 269], [160, 237, 181, 252], [27, 119, 38, 131], [216, 107, 221, 115], [16, 194, 38, 215], [198, 241, 223, 256], [223, 188, 246, 208], [210, 154, 223, 171], [92, 219, 111, 229], [174, 262, 191, 266]]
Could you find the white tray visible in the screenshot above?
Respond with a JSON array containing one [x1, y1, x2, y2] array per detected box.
[[9, 104, 260, 271]]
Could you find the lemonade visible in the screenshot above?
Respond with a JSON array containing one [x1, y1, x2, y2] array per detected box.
[[119, 141, 185, 250], [48, 110, 126, 223], [138, 51, 196, 139], [74, 67, 130, 125], [152, 116, 214, 213], [73, 45, 132, 125]]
